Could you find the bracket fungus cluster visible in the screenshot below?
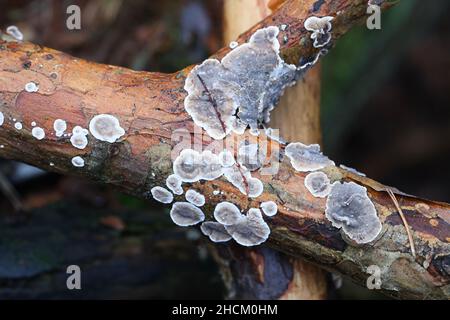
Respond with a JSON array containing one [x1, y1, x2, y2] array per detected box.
[[184, 26, 297, 139]]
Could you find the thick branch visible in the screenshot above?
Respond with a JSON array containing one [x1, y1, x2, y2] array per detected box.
[[0, 0, 449, 299]]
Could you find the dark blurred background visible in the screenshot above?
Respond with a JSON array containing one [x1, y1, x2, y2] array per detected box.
[[0, 0, 449, 299]]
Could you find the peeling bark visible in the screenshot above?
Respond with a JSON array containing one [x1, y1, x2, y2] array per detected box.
[[0, 0, 449, 299]]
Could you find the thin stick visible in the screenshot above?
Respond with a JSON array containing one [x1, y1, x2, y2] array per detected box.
[[387, 189, 416, 258]]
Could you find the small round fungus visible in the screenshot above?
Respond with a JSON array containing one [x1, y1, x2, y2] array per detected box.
[[31, 121, 36, 127], [0, 112, 4, 126], [166, 174, 183, 195], [54, 119, 67, 137], [150, 186, 174, 204], [31, 127, 45, 140], [285, 142, 335, 172], [71, 156, 85, 168], [14, 122, 22, 130], [25, 82, 39, 93], [70, 133, 88, 150], [214, 202, 243, 226], [73, 125, 89, 136], [89, 114, 125, 143], [260, 201, 278, 217], [304, 171, 331, 198], [325, 181, 382, 244], [173, 149, 223, 183], [170, 202, 205, 226], [224, 208, 271, 247], [218, 149, 235, 167], [6, 25, 23, 41], [185, 189, 205, 207], [229, 41, 238, 49], [200, 221, 232, 242]]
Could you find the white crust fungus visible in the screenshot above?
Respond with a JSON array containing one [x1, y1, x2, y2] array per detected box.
[[304, 171, 331, 198], [14, 122, 22, 130], [218, 149, 236, 167], [170, 202, 205, 226], [31, 127, 45, 140], [150, 186, 174, 204], [89, 114, 125, 143], [325, 181, 382, 244], [224, 208, 270, 247], [31, 121, 36, 127], [223, 164, 264, 198], [285, 142, 335, 172], [184, 26, 297, 139], [229, 41, 238, 49], [53, 119, 67, 137], [173, 149, 223, 183], [166, 174, 183, 195], [70, 127, 89, 150], [214, 202, 244, 226], [237, 143, 265, 171], [304, 16, 334, 48], [185, 189, 205, 207], [200, 221, 232, 242], [6, 25, 23, 41], [0, 112, 4, 126], [71, 156, 85, 168], [25, 82, 39, 93], [260, 201, 278, 217]]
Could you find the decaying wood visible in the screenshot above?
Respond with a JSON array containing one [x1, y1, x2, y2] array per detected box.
[[0, 0, 448, 299], [219, 0, 327, 300]]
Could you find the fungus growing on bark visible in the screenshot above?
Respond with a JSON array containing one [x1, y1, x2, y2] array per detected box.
[[224, 208, 271, 247], [325, 181, 382, 244], [223, 164, 264, 198], [31, 127, 45, 140], [214, 202, 243, 226], [229, 41, 238, 49], [304, 171, 331, 198], [53, 119, 67, 137], [184, 26, 297, 139], [285, 142, 334, 172], [89, 114, 125, 143], [70, 128, 88, 150], [260, 201, 278, 217], [166, 174, 183, 195], [71, 156, 85, 168], [6, 25, 23, 41], [0, 112, 4, 126], [150, 186, 174, 204], [170, 202, 205, 226], [200, 221, 232, 242], [237, 143, 265, 171], [185, 189, 205, 207], [218, 149, 235, 167], [304, 16, 334, 48], [25, 82, 39, 93], [31, 122, 36, 127], [14, 122, 22, 130], [173, 149, 223, 183]]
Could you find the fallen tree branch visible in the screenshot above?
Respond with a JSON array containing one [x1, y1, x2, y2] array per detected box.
[[0, 0, 448, 299]]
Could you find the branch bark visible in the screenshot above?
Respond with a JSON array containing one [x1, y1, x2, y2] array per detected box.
[[0, 0, 449, 299]]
